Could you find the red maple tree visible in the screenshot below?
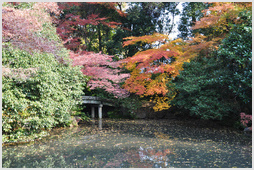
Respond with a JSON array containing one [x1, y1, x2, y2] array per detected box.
[[56, 2, 124, 52], [70, 51, 130, 98], [121, 34, 186, 111]]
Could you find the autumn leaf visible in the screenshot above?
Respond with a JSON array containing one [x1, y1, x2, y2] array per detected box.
[[121, 34, 195, 111]]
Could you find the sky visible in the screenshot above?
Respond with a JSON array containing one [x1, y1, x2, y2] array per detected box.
[[169, 2, 183, 40]]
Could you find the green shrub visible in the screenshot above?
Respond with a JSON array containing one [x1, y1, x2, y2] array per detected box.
[[2, 3, 90, 143], [2, 45, 87, 142]]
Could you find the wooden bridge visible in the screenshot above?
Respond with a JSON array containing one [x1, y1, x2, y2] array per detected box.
[[82, 96, 114, 119]]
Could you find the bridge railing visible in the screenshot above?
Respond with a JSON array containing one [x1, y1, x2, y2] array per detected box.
[[82, 96, 114, 106], [82, 96, 100, 100]]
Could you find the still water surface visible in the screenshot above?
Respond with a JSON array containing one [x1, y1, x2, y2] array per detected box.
[[2, 119, 252, 168]]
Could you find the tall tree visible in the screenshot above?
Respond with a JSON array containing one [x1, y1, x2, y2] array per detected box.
[[56, 2, 125, 53], [170, 2, 252, 123], [177, 2, 209, 39], [118, 2, 180, 57], [121, 2, 252, 114]]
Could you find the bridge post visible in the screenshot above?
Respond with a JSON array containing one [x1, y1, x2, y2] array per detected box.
[[98, 118, 102, 130], [98, 104, 103, 119], [91, 106, 95, 118]]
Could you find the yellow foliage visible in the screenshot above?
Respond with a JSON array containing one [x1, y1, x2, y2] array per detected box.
[[122, 34, 197, 111], [152, 96, 171, 112]]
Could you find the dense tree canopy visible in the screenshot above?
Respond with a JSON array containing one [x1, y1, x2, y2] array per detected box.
[[1, 2, 252, 143]]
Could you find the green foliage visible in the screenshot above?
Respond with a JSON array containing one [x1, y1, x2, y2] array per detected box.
[[170, 10, 252, 123], [107, 111, 120, 119], [2, 3, 89, 143], [2, 44, 86, 143], [170, 57, 235, 120], [106, 28, 127, 56], [80, 112, 91, 121], [118, 95, 142, 119], [106, 96, 142, 119], [217, 10, 252, 105], [70, 104, 84, 116]]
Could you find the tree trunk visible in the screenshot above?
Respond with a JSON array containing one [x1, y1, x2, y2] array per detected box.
[[98, 24, 102, 52]]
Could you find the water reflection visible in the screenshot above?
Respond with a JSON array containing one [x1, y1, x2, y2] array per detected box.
[[2, 119, 252, 168], [138, 147, 175, 168]]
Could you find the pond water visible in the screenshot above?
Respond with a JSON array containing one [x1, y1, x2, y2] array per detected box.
[[2, 119, 252, 168]]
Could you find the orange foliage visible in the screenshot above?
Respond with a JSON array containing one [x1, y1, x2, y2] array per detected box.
[[193, 2, 252, 30], [192, 2, 252, 50], [179, 2, 252, 59], [122, 34, 186, 111]]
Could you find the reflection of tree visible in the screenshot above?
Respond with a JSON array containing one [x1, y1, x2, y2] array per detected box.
[[139, 147, 176, 167], [103, 149, 153, 168], [103, 147, 176, 168]]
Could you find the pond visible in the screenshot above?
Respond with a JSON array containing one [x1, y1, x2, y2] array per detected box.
[[2, 118, 252, 168]]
